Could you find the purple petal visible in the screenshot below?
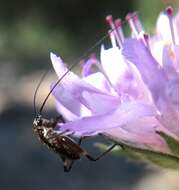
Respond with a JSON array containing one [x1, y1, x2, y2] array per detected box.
[[52, 81, 120, 115], [122, 38, 168, 108], [150, 36, 164, 65], [82, 91, 120, 114], [50, 52, 67, 77], [174, 12, 179, 40], [100, 46, 128, 82], [156, 12, 172, 42], [156, 124, 179, 141], [57, 101, 157, 136], [100, 45, 145, 97], [55, 101, 79, 121], [166, 77, 179, 107], [157, 109, 179, 136], [83, 72, 111, 93], [103, 119, 170, 153], [51, 83, 82, 116], [100, 46, 130, 92], [162, 45, 175, 70], [174, 45, 179, 69], [50, 52, 78, 84], [163, 45, 179, 72], [82, 57, 99, 77]]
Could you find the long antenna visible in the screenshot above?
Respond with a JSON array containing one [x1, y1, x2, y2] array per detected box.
[[33, 68, 49, 116], [39, 32, 110, 114], [39, 14, 138, 114]]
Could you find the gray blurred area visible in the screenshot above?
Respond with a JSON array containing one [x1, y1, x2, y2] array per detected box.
[[0, 103, 148, 190], [1, 0, 179, 190]]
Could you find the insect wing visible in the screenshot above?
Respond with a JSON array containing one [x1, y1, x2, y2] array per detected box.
[[58, 136, 84, 160], [60, 154, 74, 172]]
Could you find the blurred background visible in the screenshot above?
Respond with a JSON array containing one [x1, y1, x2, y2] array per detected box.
[[1, 0, 179, 190]]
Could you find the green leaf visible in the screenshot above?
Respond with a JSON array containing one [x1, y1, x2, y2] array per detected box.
[[120, 143, 179, 169], [157, 131, 179, 157], [95, 142, 179, 169]]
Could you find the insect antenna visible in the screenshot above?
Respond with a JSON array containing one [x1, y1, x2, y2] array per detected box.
[[39, 32, 110, 115], [39, 14, 137, 114], [33, 68, 49, 116]]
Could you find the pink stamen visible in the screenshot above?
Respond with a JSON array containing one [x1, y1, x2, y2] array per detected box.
[[115, 18, 125, 43], [106, 15, 123, 47], [126, 13, 139, 37], [126, 12, 143, 36], [106, 15, 113, 25], [143, 33, 150, 50], [132, 12, 143, 33], [108, 30, 117, 47], [165, 6, 176, 45], [166, 6, 173, 16]]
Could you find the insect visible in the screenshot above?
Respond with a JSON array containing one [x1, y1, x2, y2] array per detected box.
[[33, 114, 116, 172], [32, 25, 122, 171]]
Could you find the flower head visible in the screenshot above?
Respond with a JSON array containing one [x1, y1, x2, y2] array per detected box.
[[50, 6, 179, 168]]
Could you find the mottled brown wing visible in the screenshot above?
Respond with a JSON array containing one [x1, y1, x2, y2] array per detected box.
[[57, 136, 85, 160], [60, 155, 74, 172]]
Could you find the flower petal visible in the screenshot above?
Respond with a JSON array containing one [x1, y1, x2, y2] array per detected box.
[[101, 45, 145, 98], [162, 45, 175, 70], [82, 57, 99, 77], [52, 80, 121, 116], [173, 12, 179, 44], [57, 101, 157, 136], [50, 52, 78, 84], [150, 36, 164, 65], [100, 45, 129, 92], [174, 45, 179, 69], [122, 38, 168, 108], [166, 76, 179, 107], [55, 100, 79, 121], [100, 45, 128, 82], [83, 72, 112, 94], [156, 12, 172, 43], [51, 83, 82, 116], [82, 91, 120, 114], [103, 118, 170, 153]]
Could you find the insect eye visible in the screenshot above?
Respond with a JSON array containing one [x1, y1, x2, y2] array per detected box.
[[62, 137, 66, 142], [33, 115, 42, 127], [37, 119, 42, 126]]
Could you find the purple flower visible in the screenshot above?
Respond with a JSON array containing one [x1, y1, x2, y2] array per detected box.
[[50, 6, 179, 168]]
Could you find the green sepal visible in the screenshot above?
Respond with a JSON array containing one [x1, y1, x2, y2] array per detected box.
[[95, 142, 179, 169], [157, 131, 179, 157], [95, 143, 142, 160], [121, 143, 179, 169]]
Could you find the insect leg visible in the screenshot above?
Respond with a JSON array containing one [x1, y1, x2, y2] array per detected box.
[[55, 115, 66, 123], [78, 138, 83, 145], [50, 115, 65, 126], [63, 159, 74, 172], [78, 136, 88, 145], [60, 154, 74, 172], [78, 136, 94, 145], [84, 143, 117, 161]]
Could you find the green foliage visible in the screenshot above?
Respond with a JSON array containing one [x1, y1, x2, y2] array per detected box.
[[157, 131, 179, 157], [7, 17, 73, 60], [135, 0, 179, 33], [96, 142, 179, 169]]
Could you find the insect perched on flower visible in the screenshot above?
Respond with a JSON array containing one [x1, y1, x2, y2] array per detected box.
[[47, 6, 179, 169], [33, 113, 116, 172], [32, 61, 116, 172]]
